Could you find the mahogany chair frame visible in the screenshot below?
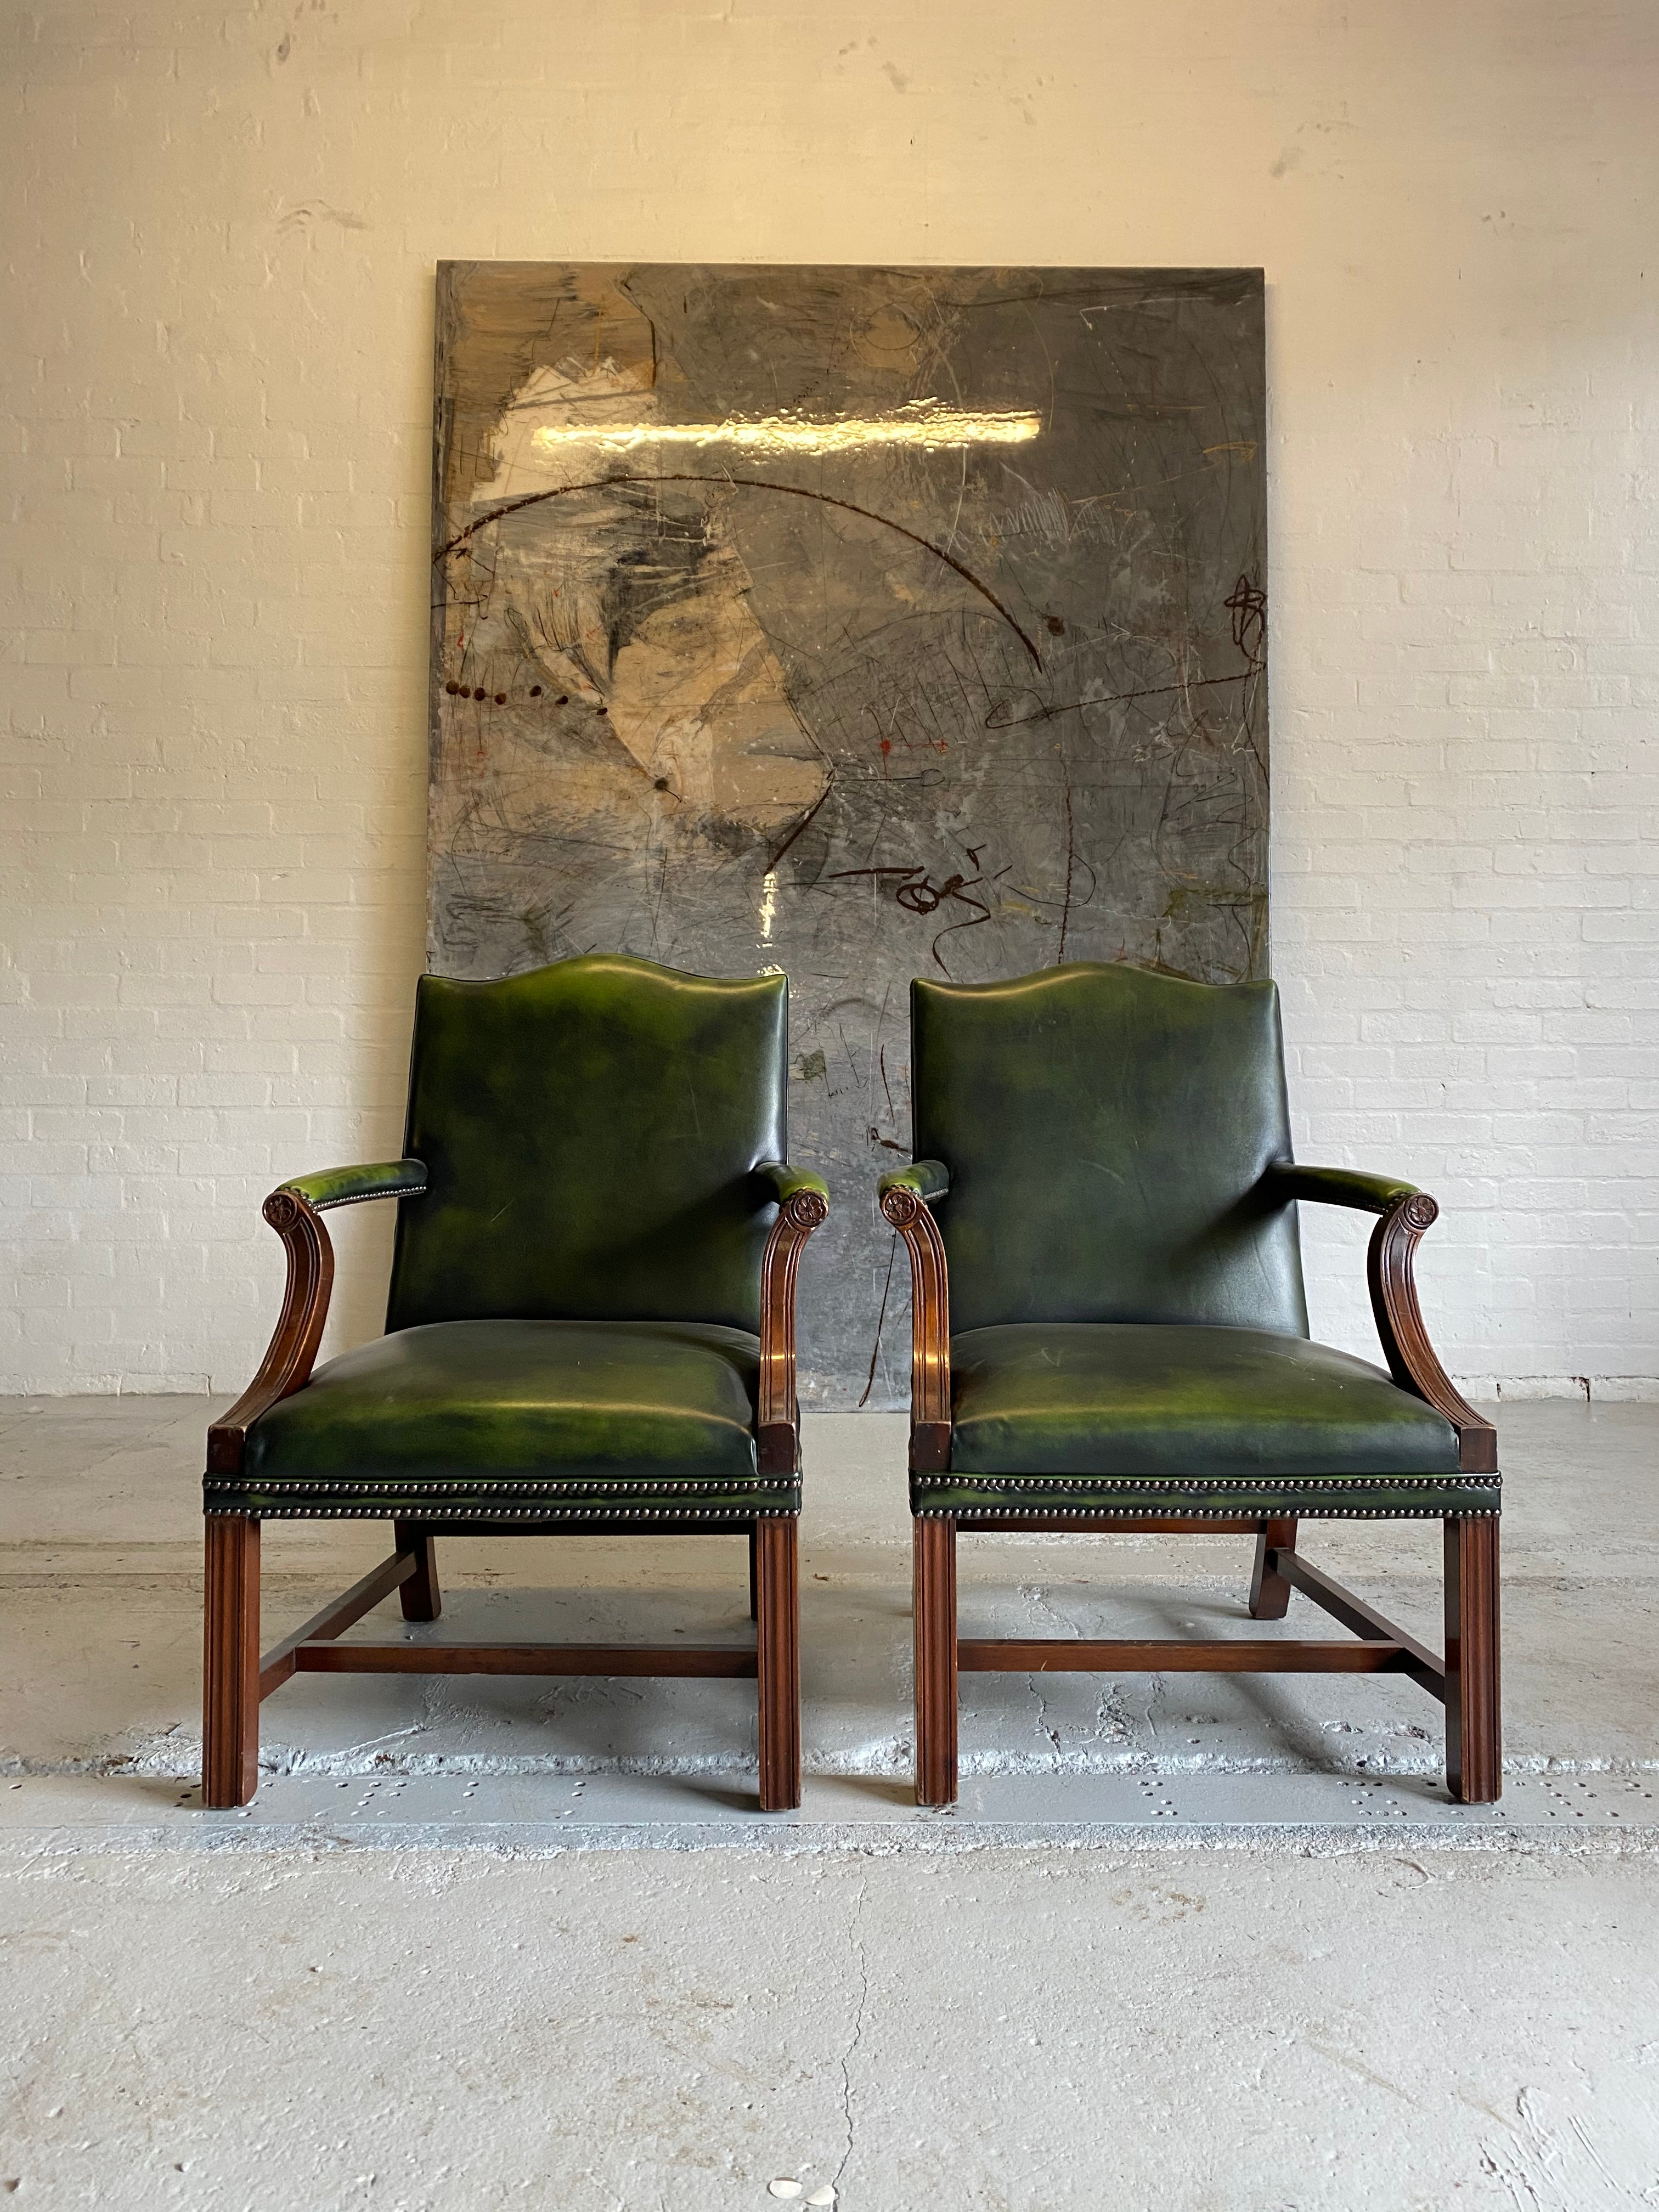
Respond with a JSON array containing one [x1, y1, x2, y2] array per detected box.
[[883, 1175, 1501, 1808], [203, 1178, 827, 1813]]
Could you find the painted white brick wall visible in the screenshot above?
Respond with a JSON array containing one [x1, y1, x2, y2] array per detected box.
[[3, 1, 1656, 1395]]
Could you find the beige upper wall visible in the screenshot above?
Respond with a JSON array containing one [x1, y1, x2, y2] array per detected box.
[[3, 0, 1656, 1393]]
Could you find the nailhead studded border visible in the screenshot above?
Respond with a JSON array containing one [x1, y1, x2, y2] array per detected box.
[[912, 1473, 1501, 1521], [204, 1499, 798, 1520], [206, 1474, 776, 1496], [303, 1184, 427, 1212]]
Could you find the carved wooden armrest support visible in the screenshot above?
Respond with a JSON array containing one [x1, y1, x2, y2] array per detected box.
[[879, 1163, 952, 1474], [755, 1165, 831, 1477], [1264, 1163, 1496, 1475], [205, 1162, 427, 1477]]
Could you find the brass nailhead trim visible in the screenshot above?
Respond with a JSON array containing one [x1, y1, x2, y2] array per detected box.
[[913, 1473, 1501, 1522], [206, 1475, 767, 1497], [204, 1501, 796, 1521], [924, 1510, 1500, 1521], [309, 1184, 427, 1212], [913, 1474, 1500, 1492], [915, 1502, 1499, 1521]]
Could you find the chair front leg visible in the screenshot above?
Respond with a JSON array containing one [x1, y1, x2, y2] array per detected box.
[[1444, 1516, 1501, 1803], [914, 1515, 959, 1807], [394, 1521, 442, 1622], [748, 1524, 759, 1622], [1248, 1516, 1298, 1620], [203, 1516, 261, 1808], [755, 1517, 800, 1812]]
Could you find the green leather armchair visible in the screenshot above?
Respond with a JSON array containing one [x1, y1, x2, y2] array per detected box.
[[202, 955, 828, 1812], [879, 963, 1499, 1808]]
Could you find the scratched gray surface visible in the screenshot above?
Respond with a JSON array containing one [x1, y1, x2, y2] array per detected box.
[[427, 263, 1268, 1407]]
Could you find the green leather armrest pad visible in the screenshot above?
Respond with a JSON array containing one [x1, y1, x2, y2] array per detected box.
[[879, 1158, 951, 1205], [755, 1161, 830, 1209], [1263, 1164, 1421, 1215], [277, 1160, 428, 1212]]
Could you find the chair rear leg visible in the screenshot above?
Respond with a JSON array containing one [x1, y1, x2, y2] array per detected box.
[[394, 1521, 442, 1622], [1248, 1516, 1298, 1620], [202, 1516, 261, 1808], [755, 1517, 800, 1812], [1444, 1516, 1501, 1803], [914, 1515, 959, 1808]]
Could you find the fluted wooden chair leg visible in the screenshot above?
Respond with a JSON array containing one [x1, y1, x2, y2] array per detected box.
[[748, 1525, 760, 1622], [1248, 1516, 1298, 1620], [914, 1515, 959, 1807], [202, 1516, 261, 1808], [394, 1521, 442, 1621], [1445, 1516, 1501, 1803], [755, 1517, 800, 1811]]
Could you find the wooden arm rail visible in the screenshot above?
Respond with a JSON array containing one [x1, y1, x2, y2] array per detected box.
[[756, 1171, 831, 1476], [207, 1188, 337, 1476], [1265, 1165, 1496, 1473]]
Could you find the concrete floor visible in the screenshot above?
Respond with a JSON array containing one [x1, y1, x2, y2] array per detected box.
[[3, 1397, 1657, 2207]]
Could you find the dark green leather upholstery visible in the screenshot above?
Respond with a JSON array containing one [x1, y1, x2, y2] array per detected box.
[[913, 1323, 1491, 1519], [216, 1320, 791, 1520], [386, 957, 787, 1335], [911, 965, 1308, 1335]]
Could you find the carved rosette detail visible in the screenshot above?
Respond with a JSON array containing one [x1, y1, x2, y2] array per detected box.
[[263, 1190, 302, 1233], [1399, 1192, 1440, 1234], [781, 1188, 830, 1232], [881, 1186, 923, 1228]]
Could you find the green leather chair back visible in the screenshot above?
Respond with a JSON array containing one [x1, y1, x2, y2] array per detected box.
[[386, 956, 787, 1335], [911, 963, 1309, 1336]]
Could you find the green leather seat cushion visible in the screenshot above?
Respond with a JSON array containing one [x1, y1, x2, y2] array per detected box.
[[215, 1319, 790, 1520], [918, 1323, 1493, 1520]]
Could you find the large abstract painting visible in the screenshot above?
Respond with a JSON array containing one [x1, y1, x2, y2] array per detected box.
[[427, 263, 1268, 1407]]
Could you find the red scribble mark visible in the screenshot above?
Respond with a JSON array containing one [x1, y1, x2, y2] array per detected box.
[[879, 739, 891, 755]]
